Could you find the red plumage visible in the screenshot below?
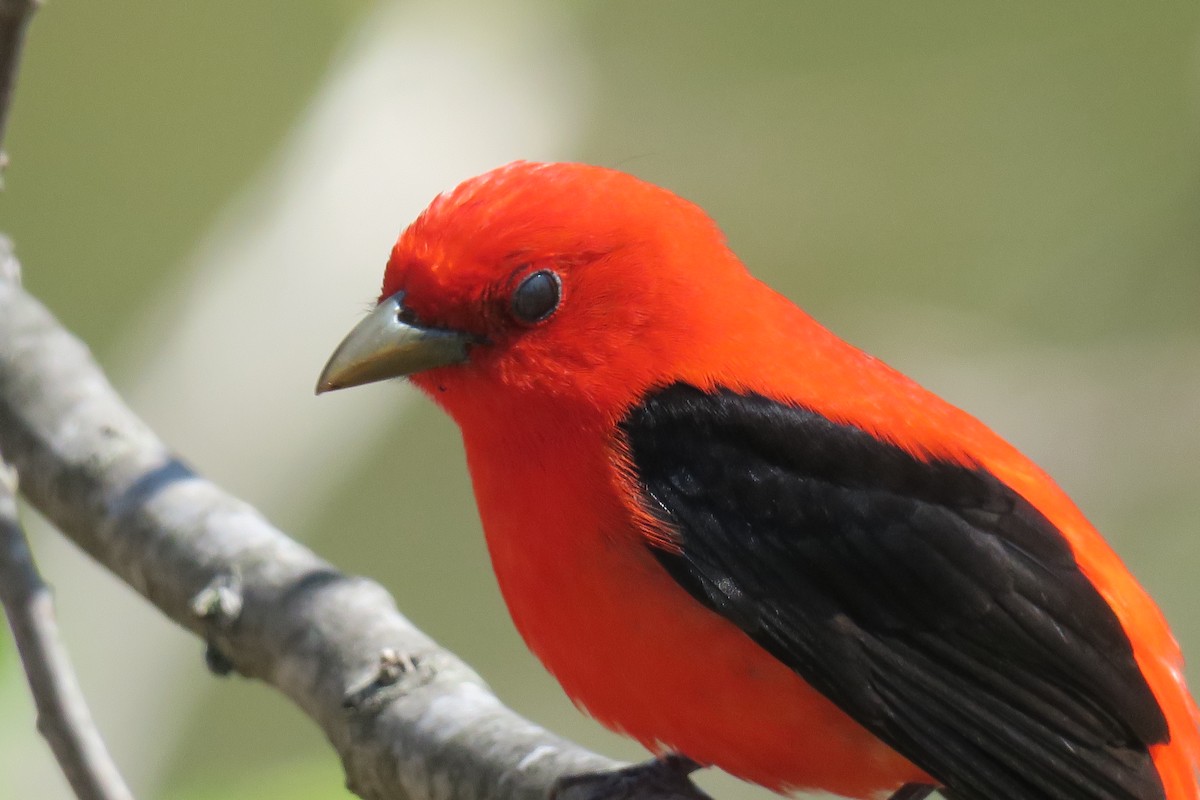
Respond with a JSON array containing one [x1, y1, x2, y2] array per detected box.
[[324, 161, 1200, 799]]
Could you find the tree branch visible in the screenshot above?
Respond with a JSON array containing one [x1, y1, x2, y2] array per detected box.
[[0, 237, 634, 799], [0, 0, 39, 173], [0, 429, 137, 798]]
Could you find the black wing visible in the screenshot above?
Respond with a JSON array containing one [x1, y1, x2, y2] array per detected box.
[[620, 383, 1168, 800]]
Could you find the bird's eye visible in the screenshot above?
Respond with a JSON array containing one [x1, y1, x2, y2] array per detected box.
[[510, 270, 561, 324]]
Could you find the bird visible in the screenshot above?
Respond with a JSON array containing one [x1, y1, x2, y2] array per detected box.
[[317, 161, 1200, 800]]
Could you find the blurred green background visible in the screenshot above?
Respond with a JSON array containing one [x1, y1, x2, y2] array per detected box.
[[2, 2, 1198, 799]]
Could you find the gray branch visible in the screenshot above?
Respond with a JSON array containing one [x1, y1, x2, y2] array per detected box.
[[0, 0, 39, 172], [0, 237, 635, 799], [1, 439, 136, 799]]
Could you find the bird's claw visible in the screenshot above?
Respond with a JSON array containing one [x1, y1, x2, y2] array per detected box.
[[550, 754, 711, 800]]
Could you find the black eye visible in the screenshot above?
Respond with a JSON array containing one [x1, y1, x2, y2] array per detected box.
[[510, 270, 561, 323]]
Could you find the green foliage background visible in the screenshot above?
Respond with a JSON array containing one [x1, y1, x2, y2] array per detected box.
[[2, 3, 1198, 799]]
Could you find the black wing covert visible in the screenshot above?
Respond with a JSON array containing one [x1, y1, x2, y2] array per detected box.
[[620, 383, 1168, 800]]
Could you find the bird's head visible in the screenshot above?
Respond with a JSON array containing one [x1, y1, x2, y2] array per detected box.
[[317, 162, 763, 421]]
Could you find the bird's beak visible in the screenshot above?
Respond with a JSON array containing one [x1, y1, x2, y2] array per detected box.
[[316, 292, 474, 394]]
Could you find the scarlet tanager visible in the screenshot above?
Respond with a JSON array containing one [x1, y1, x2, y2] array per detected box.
[[317, 162, 1200, 800]]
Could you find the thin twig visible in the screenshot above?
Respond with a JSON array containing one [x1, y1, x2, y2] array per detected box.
[[0, 0, 40, 173], [0, 452, 137, 800], [0, 239, 712, 800]]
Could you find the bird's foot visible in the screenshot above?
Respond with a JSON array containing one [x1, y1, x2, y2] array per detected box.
[[550, 754, 712, 800]]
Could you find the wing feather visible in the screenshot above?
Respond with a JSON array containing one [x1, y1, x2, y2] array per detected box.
[[621, 383, 1168, 800]]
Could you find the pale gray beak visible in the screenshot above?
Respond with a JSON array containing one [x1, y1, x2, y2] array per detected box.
[[316, 292, 474, 394]]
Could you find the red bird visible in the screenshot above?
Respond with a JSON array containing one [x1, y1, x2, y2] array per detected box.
[[318, 162, 1200, 800]]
